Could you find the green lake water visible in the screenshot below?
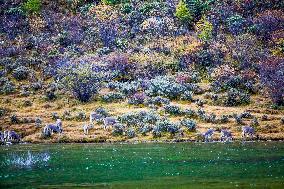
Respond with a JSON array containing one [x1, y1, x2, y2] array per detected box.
[[0, 142, 284, 189]]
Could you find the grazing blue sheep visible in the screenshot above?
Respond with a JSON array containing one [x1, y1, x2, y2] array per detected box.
[[5, 130, 20, 143], [43, 119, 63, 137], [242, 126, 255, 140], [0, 131, 4, 143], [83, 123, 93, 135], [90, 112, 104, 124], [203, 128, 214, 142], [220, 129, 232, 142], [103, 117, 117, 130]]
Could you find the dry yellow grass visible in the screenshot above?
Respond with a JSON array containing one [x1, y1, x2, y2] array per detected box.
[[1, 82, 284, 143]]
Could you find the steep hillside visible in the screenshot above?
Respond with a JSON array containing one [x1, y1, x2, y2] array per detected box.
[[0, 0, 283, 143]]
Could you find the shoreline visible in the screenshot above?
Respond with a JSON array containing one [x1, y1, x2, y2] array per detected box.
[[2, 137, 284, 145]]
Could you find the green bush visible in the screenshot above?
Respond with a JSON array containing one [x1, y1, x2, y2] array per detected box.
[[102, 0, 121, 5], [196, 17, 213, 42], [23, 0, 41, 14], [175, 0, 193, 24]]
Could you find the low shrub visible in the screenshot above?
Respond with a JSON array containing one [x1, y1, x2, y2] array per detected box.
[[261, 115, 268, 121], [35, 117, 42, 127], [152, 126, 162, 138], [112, 123, 125, 136], [175, 0, 193, 25], [233, 114, 243, 125], [75, 111, 87, 121], [184, 109, 196, 118], [101, 92, 124, 103], [95, 107, 109, 117], [146, 76, 186, 99], [10, 114, 20, 124], [195, 99, 204, 107], [219, 115, 229, 123], [118, 81, 139, 96], [180, 119, 196, 131], [146, 96, 170, 106], [281, 117, 284, 124], [164, 104, 183, 116], [0, 80, 15, 95], [180, 91, 193, 101], [128, 92, 147, 105], [57, 63, 102, 102], [140, 124, 153, 136], [51, 112, 60, 120], [119, 111, 159, 127], [23, 0, 42, 14], [240, 111, 253, 119], [126, 128, 136, 138], [251, 117, 259, 128], [204, 113, 217, 123], [224, 89, 250, 106], [12, 66, 30, 81]]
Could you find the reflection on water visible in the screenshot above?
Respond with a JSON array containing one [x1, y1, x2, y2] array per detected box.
[[3, 151, 50, 168]]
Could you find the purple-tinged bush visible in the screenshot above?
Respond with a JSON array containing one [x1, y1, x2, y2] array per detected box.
[[260, 56, 284, 105], [128, 92, 147, 105], [253, 10, 284, 41], [175, 71, 200, 84], [106, 53, 136, 81], [57, 63, 102, 102]]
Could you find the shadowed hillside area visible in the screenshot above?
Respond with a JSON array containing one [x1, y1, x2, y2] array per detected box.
[[0, 0, 284, 143]]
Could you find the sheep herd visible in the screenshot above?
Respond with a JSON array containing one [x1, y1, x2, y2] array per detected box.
[[1, 111, 257, 145]]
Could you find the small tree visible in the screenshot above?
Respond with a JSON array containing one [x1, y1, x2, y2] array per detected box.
[[57, 63, 102, 102], [23, 0, 41, 14], [175, 0, 193, 25], [195, 17, 213, 42], [260, 56, 284, 106]]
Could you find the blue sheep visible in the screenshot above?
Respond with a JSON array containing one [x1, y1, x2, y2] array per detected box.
[[220, 129, 232, 142], [103, 117, 117, 130], [203, 128, 214, 142], [43, 119, 63, 137], [90, 112, 104, 124], [242, 126, 255, 140]]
